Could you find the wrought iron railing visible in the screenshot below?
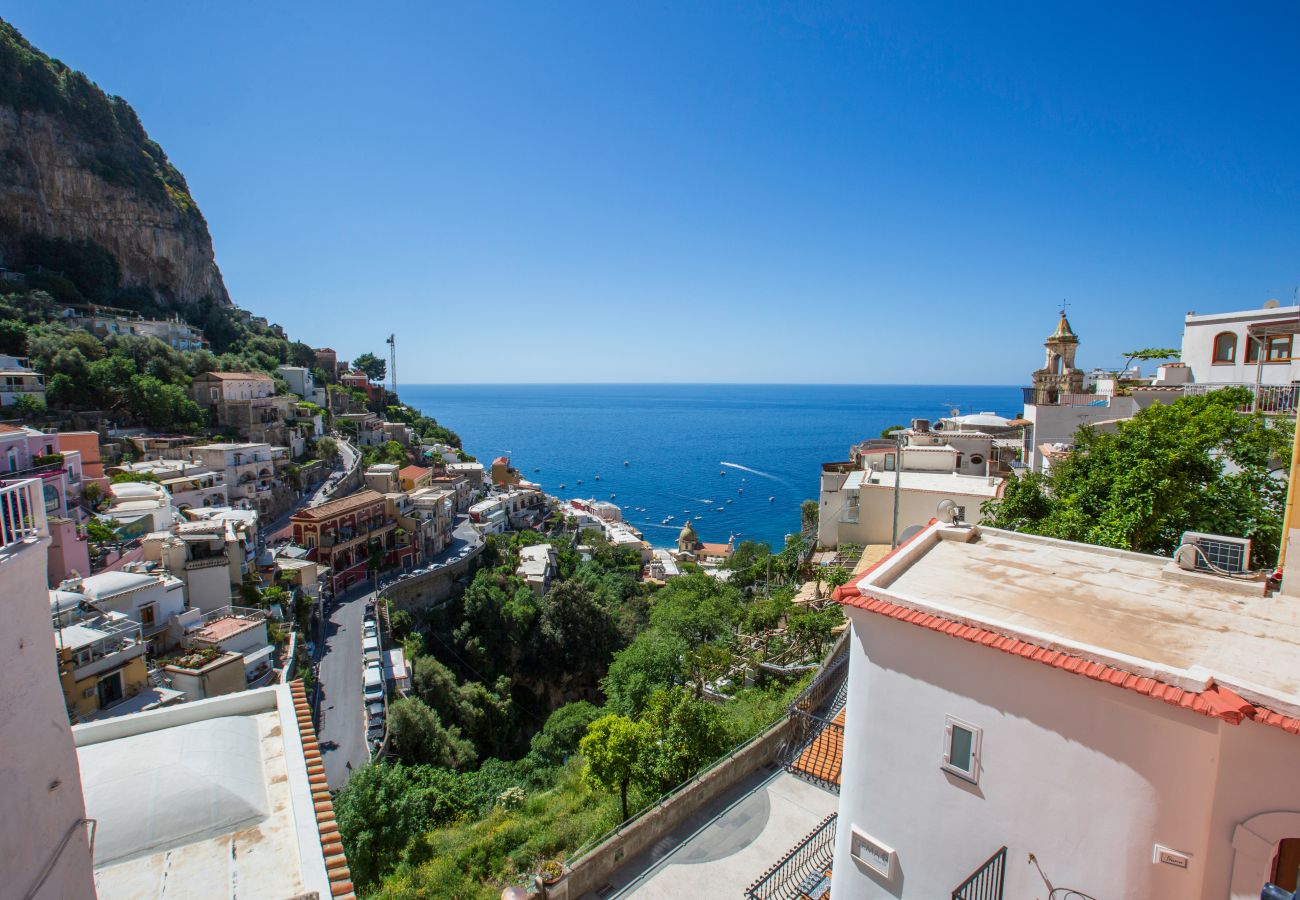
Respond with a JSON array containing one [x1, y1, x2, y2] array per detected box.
[[745, 813, 836, 900], [780, 709, 845, 791], [789, 641, 849, 717], [952, 846, 1007, 900], [1182, 382, 1299, 415]]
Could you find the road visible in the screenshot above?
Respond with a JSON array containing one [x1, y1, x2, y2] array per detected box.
[[319, 513, 484, 789], [264, 437, 358, 543], [319, 580, 374, 789]]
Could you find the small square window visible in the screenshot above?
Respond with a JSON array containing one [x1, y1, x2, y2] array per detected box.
[[942, 716, 981, 783]]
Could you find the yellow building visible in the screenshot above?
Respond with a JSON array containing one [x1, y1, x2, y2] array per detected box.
[[54, 611, 150, 720]]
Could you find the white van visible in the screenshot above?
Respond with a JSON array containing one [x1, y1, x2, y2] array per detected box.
[[363, 663, 384, 702]]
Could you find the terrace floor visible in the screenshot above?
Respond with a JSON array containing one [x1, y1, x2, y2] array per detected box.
[[601, 769, 838, 899]]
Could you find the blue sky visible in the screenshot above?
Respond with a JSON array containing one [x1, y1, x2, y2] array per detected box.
[[7, 2, 1299, 383]]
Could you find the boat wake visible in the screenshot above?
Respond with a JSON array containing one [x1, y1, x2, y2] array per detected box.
[[719, 461, 793, 488]]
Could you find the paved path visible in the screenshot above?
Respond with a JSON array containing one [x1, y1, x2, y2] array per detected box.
[[597, 770, 838, 899], [319, 580, 374, 790]]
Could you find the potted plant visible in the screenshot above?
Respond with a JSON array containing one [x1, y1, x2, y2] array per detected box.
[[538, 859, 565, 885]]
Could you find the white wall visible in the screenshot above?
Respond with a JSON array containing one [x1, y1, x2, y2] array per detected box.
[[830, 484, 995, 546], [0, 539, 96, 899], [832, 610, 1223, 899], [1025, 398, 1138, 472], [1182, 306, 1300, 386]]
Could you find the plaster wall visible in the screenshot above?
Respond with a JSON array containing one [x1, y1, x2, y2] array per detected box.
[[0, 538, 97, 899], [831, 610, 1220, 899]]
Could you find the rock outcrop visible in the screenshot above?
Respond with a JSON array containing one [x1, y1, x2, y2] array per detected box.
[[0, 105, 230, 307]]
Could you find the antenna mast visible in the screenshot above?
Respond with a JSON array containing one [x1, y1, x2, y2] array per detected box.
[[386, 333, 398, 403]]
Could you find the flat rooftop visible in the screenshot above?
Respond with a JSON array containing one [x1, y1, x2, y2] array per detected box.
[[75, 686, 332, 898], [862, 525, 1300, 711], [194, 613, 263, 643], [845, 467, 1003, 497]]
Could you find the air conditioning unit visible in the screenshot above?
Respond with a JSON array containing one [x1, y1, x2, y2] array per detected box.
[[1177, 531, 1251, 575]]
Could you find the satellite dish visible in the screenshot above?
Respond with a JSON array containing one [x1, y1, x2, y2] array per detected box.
[[900, 524, 924, 542], [937, 499, 958, 523], [1264, 299, 1281, 309]]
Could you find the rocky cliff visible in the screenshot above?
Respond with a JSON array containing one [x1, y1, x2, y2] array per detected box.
[[0, 19, 230, 307]]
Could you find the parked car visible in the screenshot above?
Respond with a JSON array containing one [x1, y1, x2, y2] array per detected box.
[[363, 620, 378, 638], [363, 662, 385, 702]]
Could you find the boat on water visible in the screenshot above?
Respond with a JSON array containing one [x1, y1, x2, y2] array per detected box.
[[576, 479, 583, 485], [768, 496, 775, 502], [534, 467, 540, 472], [559, 483, 566, 489], [737, 487, 744, 494], [595, 474, 601, 481], [610, 493, 616, 499], [726, 499, 733, 504], [715, 506, 724, 512], [623, 460, 630, 466], [719, 470, 726, 476]]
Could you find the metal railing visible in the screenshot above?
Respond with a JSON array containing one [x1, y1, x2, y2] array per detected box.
[[0, 478, 48, 553], [780, 710, 845, 791], [745, 813, 837, 900], [199, 604, 267, 626], [1021, 387, 1111, 407], [1182, 382, 1299, 415], [952, 846, 1007, 900]]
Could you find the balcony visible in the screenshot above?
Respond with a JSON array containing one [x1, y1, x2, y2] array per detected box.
[[1021, 387, 1111, 407], [745, 813, 836, 900], [1181, 382, 1298, 415], [0, 478, 48, 554]]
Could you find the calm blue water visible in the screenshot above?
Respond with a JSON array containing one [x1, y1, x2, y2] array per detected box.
[[402, 384, 1021, 549]]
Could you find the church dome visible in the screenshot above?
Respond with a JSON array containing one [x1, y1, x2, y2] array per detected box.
[[1048, 310, 1078, 341], [678, 521, 698, 544]]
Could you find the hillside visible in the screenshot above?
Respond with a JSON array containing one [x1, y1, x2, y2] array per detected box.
[[0, 18, 229, 308]]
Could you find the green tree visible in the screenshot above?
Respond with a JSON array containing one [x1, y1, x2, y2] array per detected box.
[[11, 392, 45, 420], [315, 435, 339, 463], [580, 714, 647, 822], [352, 351, 387, 383], [981, 388, 1291, 567], [1120, 347, 1180, 374], [0, 319, 26, 355], [800, 499, 819, 532], [530, 700, 602, 766], [386, 697, 476, 769], [602, 628, 687, 717], [639, 688, 731, 794], [648, 573, 742, 649]]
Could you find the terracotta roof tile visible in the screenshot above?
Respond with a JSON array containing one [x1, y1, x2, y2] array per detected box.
[[289, 680, 354, 896], [832, 587, 1299, 735]]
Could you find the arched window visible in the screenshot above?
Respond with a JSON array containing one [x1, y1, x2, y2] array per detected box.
[[1213, 332, 1237, 364]]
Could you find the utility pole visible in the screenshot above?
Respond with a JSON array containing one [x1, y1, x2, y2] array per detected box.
[[386, 334, 398, 404], [890, 431, 903, 548]]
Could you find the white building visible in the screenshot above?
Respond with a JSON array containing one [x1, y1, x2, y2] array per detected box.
[[0, 479, 97, 899], [52, 567, 187, 652], [1181, 302, 1299, 385], [829, 520, 1300, 900], [112, 458, 228, 511], [516, 544, 558, 596], [276, 365, 325, 403], [188, 442, 275, 509], [0, 353, 46, 407], [104, 480, 177, 537]]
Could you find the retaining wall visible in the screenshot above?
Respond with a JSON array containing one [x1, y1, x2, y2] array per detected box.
[[380, 540, 486, 611], [544, 715, 798, 900]]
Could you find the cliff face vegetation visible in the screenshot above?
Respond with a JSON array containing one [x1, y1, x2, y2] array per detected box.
[[0, 19, 229, 307]]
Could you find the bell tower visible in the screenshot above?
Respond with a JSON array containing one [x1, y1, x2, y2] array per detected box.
[[1030, 310, 1084, 403]]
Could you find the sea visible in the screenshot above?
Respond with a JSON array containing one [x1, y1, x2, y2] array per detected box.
[[402, 384, 1021, 549]]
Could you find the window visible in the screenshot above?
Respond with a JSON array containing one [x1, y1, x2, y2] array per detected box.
[[1247, 335, 1293, 364], [140, 603, 157, 628], [942, 715, 982, 783], [1212, 332, 1237, 363], [884, 453, 896, 472], [969, 454, 985, 467]]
